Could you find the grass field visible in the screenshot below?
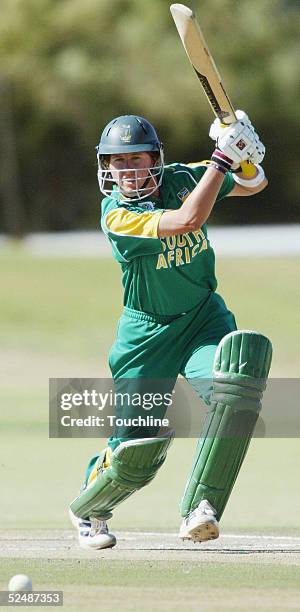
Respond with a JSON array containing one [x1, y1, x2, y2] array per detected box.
[[1, 557, 300, 612], [0, 247, 299, 610]]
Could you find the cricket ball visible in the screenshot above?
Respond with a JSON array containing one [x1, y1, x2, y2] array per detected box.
[[8, 574, 33, 591]]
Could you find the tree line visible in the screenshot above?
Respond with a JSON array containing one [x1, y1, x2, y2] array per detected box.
[[0, 0, 299, 234]]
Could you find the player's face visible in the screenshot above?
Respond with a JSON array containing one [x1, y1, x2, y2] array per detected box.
[[109, 152, 158, 197]]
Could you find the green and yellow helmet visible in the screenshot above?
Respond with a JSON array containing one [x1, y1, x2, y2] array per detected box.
[[96, 115, 164, 200]]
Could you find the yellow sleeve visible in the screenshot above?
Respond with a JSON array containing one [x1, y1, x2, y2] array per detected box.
[[102, 207, 164, 262], [105, 208, 163, 239]]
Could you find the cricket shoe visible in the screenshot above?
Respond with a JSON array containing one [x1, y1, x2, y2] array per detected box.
[[179, 499, 219, 542], [69, 508, 116, 550]]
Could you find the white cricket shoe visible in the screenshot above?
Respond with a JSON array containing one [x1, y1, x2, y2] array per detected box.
[[179, 499, 219, 542], [69, 508, 116, 550]]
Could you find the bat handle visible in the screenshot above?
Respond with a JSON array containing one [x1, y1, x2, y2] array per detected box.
[[240, 160, 257, 177]]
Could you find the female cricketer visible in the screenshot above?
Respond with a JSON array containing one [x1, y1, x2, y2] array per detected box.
[[69, 113, 272, 549]]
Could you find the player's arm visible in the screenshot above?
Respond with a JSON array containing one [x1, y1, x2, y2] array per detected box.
[[158, 111, 267, 237], [158, 165, 225, 237], [103, 206, 164, 260], [227, 166, 268, 197], [158, 165, 268, 238]]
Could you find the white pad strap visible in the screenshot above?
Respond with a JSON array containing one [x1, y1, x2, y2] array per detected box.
[[233, 164, 265, 188]]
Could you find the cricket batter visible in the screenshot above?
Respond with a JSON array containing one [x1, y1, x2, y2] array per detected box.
[[69, 113, 272, 549]]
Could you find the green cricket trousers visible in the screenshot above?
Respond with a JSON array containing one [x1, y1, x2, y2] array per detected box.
[[107, 291, 237, 449]]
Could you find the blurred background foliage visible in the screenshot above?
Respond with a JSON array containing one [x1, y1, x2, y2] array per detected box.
[[0, 0, 299, 234]]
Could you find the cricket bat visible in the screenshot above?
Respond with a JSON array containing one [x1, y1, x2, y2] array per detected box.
[[170, 3, 256, 177]]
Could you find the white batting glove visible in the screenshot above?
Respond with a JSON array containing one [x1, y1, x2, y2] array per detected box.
[[235, 110, 252, 126], [209, 110, 252, 141], [209, 111, 265, 164], [243, 112, 265, 163], [211, 121, 265, 164], [247, 139, 265, 164]]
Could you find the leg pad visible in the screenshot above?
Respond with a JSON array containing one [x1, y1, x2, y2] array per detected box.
[[181, 331, 272, 519], [70, 435, 173, 519]]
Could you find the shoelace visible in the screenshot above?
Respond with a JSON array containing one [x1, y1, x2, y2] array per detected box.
[[90, 517, 108, 536], [188, 503, 216, 522]]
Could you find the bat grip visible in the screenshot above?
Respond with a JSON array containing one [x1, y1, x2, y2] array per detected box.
[[240, 161, 257, 177]]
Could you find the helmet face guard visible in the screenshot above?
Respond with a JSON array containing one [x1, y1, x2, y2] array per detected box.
[[96, 115, 164, 201], [97, 149, 164, 201]]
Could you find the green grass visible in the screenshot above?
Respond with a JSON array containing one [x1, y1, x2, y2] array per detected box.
[[0, 249, 299, 371], [216, 257, 300, 375], [1, 249, 300, 611], [0, 249, 122, 360], [1, 559, 300, 611], [0, 250, 300, 531], [2, 433, 300, 532], [1, 559, 300, 589]]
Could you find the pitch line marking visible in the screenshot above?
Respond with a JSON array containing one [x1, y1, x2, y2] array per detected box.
[[117, 532, 300, 542]]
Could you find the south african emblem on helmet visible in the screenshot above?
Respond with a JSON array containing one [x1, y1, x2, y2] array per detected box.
[[120, 125, 132, 143]]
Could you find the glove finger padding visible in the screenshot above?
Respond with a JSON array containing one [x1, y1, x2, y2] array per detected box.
[[215, 122, 265, 164], [248, 139, 265, 164], [209, 117, 224, 142], [209, 110, 253, 142], [235, 109, 252, 126]]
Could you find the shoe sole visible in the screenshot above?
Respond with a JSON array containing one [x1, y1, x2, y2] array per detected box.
[[181, 520, 219, 542], [79, 538, 116, 550]]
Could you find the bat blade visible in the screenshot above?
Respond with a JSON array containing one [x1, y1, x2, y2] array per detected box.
[[170, 4, 256, 175], [170, 3, 236, 124]]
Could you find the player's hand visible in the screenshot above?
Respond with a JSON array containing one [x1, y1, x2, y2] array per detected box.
[[209, 111, 265, 164], [209, 110, 252, 141]]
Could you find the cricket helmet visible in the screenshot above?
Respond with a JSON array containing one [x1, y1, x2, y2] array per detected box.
[[96, 115, 164, 201], [97, 115, 162, 154]]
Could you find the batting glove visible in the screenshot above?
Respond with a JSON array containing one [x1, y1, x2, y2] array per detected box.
[[209, 110, 252, 141], [210, 121, 265, 164]]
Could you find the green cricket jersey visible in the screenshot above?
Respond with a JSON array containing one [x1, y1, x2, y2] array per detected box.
[[101, 162, 235, 316]]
